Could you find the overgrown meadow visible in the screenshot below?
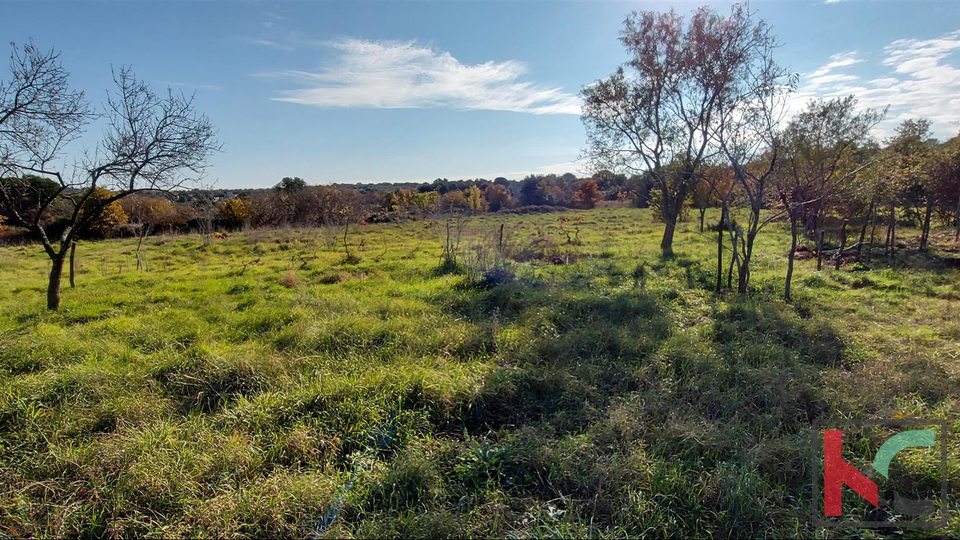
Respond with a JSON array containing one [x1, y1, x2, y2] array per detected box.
[[1, 207, 958, 538]]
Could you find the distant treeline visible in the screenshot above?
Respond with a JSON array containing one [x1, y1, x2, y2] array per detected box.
[[0, 172, 654, 243]]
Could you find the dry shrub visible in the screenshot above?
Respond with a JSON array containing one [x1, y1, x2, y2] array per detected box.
[[280, 271, 298, 288]]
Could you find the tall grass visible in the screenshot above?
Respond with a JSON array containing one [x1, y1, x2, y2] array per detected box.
[[0, 208, 958, 537]]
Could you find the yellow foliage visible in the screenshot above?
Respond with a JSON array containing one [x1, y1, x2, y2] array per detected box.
[[413, 191, 440, 214], [83, 187, 129, 237], [440, 190, 468, 211], [217, 198, 252, 228], [466, 185, 487, 212], [124, 195, 184, 230]]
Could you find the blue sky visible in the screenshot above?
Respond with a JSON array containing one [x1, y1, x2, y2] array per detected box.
[[6, 1, 960, 188]]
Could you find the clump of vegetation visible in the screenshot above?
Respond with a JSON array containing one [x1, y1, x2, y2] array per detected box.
[[279, 271, 298, 288], [216, 198, 253, 230]]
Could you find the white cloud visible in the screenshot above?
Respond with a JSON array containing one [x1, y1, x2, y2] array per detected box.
[[806, 73, 859, 90], [428, 159, 586, 183], [823, 0, 849, 4], [790, 30, 960, 140], [266, 38, 582, 115], [808, 51, 861, 78]]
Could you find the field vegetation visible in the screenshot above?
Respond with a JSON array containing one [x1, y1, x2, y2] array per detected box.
[[1, 207, 958, 537]]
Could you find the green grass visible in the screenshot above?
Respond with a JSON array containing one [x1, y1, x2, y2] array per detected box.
[[0, 207, 958, 538]]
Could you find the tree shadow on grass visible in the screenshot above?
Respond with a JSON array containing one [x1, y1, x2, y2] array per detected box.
[[434, 285, 671, 434], [373, 279, 860, 537], [347, 273, 958, 537]]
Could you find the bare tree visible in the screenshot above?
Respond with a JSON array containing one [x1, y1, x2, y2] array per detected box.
[[775, 96, 883, 301], [714, 19, 795, 293], [582, 4, 774, 256], [0, 42, 219, 310]]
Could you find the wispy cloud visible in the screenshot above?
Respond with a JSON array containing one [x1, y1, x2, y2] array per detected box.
[[807, 51, 861, 79], [261, 10, 285, 30], [791, 30, 960, 139], [478, 159, 586, 181], [823, 0, 849, 4], [264, 38, 582, 115], [251, 38, 296, 52], [159, 81, 223, 92]]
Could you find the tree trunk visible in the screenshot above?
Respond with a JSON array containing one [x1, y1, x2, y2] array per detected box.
[[835, 219, 848, 270], [737, 239, 752, 293], [716, 206, 724, 292], [727, 229, 738, 290], [47, 254, 66, 311], [136, 224, 150, 271], [813, 205, 825, 239], [816, 231, 824, 271], [660, 215, 677, 257], [920, 197, 934, 251], [805, 206, 820, 239], [867, 221, 877, 263], [885, 201, 896, 256], [737, 211, 760, 294], [659, 184, 686, 257], [884, 219, 891, 255], [856, 198, 875, 263], [699, 208, 705, 233], [69, 241, 77, 288], [785, 212, 798, 302], [954, 195, 960, 242]]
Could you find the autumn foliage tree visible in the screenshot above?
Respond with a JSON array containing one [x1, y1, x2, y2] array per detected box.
[[483, 183, 512, 211], [465, 185, 487, 213], [122, 194, 184, 233], [216, 198, 252, 229], [572, 179, 603, 209], [81, 186, 129, 238], [440, 190, 469, 213], [582, 4, 782, 256]]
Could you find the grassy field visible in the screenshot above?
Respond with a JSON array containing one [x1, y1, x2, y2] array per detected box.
[[0, 207, 958, 538]]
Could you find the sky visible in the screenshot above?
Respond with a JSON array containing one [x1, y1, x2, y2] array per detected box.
[[5, 0, 960, 188]]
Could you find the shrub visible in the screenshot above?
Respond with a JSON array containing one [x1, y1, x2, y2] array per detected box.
[[280, 271, 298, 288], [217, 198, 253, 229]]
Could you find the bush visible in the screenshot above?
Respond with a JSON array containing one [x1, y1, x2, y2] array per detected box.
[[500, 205, 565, 215], [280, 271, 298, 288], [217, 198, 253, 229]]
